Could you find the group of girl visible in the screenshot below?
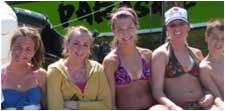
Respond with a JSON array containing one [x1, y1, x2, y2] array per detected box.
[[1, 6, 224, 110]]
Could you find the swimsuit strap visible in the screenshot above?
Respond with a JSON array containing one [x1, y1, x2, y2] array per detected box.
[[1, 68, 7, 84], [114, 47, 131, 85], [187, 47, 200, 64], [165, 42, 186, 77], [166, 42, 176, 66], [136, 49, 151, 79], [168, 42, 182, 69], [115, 47, 122, 66]]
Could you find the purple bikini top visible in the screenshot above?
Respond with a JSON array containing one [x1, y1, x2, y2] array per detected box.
[[114, 48, 151, 86]]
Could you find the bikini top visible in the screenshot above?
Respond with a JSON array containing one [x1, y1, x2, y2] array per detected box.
[[1, 68, 41, 110], [114, 48, 151, 85], [165, 43, 200, 78]]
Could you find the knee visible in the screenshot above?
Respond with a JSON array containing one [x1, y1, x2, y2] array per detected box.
[[149, 104, 169, 110]]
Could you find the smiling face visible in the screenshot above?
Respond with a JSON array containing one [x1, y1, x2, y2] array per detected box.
[[10, 36, 35, 64], [205, 28, 224, 54], [112, 17, 137, 45], [66, 31, 91, 61], [166, 19, 190, 41]]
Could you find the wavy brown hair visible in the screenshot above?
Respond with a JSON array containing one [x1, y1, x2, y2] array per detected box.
[[10, 27, 45, 70]]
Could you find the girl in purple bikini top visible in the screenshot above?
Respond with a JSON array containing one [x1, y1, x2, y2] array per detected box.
[[114, 48, 151, 85]]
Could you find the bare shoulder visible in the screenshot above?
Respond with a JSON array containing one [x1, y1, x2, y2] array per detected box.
[[137, 47, 152, 60], [102, 50, 119, 72], [103, 50, 118, 65], [137, 47, 152, 54], [152, 43, 168, 58], [189, 47, 204, 59], [36, 68, 47, 76], [137, 47, 152, 55], [33, 68, 47, 85]]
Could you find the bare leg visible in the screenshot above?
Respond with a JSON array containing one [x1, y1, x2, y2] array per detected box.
[[149, 104, 169, 110]]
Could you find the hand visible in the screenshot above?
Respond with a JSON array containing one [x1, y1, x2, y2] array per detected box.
[[198, 94, 214, 108], [64, 100, 78, 110]]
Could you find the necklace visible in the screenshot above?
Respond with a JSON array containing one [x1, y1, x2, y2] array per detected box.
[[65, 61, 87, 84], [17, 84, 22, 89], [3, 65, 31, 89]]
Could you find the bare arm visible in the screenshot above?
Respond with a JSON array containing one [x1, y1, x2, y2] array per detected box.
[[200, 63, 223, 99], [151, 49, 182, 110], [37, 68, 47, 109], [102, 55, 118, 109], [191, 48, 215, 107]]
